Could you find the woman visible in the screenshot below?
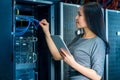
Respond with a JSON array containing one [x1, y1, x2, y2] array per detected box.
[[39, 2, 109, 80]]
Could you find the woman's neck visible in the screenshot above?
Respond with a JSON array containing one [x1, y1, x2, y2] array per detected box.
[[82, 27, 96, 39]]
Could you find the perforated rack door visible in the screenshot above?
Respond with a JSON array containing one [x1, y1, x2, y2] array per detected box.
[[106, 9, 120, 80], [59, 3, 79, 80]]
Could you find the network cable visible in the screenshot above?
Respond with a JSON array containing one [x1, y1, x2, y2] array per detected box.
[[15, 15, 39, 36]]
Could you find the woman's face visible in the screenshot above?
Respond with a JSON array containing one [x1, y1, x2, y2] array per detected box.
[[75, 7, 87, 28]]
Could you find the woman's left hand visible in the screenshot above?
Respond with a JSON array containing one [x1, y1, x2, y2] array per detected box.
[[60, 48, 76, 66]]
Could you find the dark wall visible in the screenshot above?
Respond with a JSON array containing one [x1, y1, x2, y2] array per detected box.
[[0, 0, 13, 80]]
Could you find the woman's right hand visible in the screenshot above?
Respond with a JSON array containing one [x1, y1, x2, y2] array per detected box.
[[39, 19, 50, 36]]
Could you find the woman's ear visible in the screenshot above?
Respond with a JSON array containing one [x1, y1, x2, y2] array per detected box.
[[75, 28, 84, 37]]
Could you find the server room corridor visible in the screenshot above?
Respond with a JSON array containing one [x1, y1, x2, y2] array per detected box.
[[0, 0, 120, 80]]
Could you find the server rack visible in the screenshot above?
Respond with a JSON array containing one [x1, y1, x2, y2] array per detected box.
[[13, 0, 55, 80], [58, 2, 80, 80], [0, 0, 59, 80], [105, 9, 120, 80]]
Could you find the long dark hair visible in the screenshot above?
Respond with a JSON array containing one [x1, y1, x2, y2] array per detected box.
[[82, 2, 109, 53]]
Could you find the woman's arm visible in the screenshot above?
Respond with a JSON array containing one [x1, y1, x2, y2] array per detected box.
[[71, 60, 101, 80], [39, 19, 62, 60], [60, 48, 102, 80]]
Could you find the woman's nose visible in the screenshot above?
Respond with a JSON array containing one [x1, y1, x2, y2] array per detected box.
[[75, 15, 78, 20]]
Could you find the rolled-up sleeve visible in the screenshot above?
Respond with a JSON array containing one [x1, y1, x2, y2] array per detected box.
[[91, 40, 106, 76]]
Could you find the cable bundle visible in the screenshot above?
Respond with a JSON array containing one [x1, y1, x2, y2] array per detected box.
[[15, 15, 39, 36]]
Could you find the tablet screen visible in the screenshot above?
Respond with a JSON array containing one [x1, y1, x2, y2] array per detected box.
[[51, 35, 71, 54]]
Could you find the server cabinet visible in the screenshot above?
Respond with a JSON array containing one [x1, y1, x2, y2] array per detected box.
[[0, 0, 57, 80], [106, 9, 120, 80], [58, 2, 80, 80], [0, 0, 13, 80], [13, 0, 55, 80]]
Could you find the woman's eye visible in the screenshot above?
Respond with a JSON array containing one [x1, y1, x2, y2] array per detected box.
[[78, 13, 81, 16], [77, 12, 81, 16]]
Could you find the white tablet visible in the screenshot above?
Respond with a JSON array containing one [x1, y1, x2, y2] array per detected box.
[[51, 35, 71, 54]]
